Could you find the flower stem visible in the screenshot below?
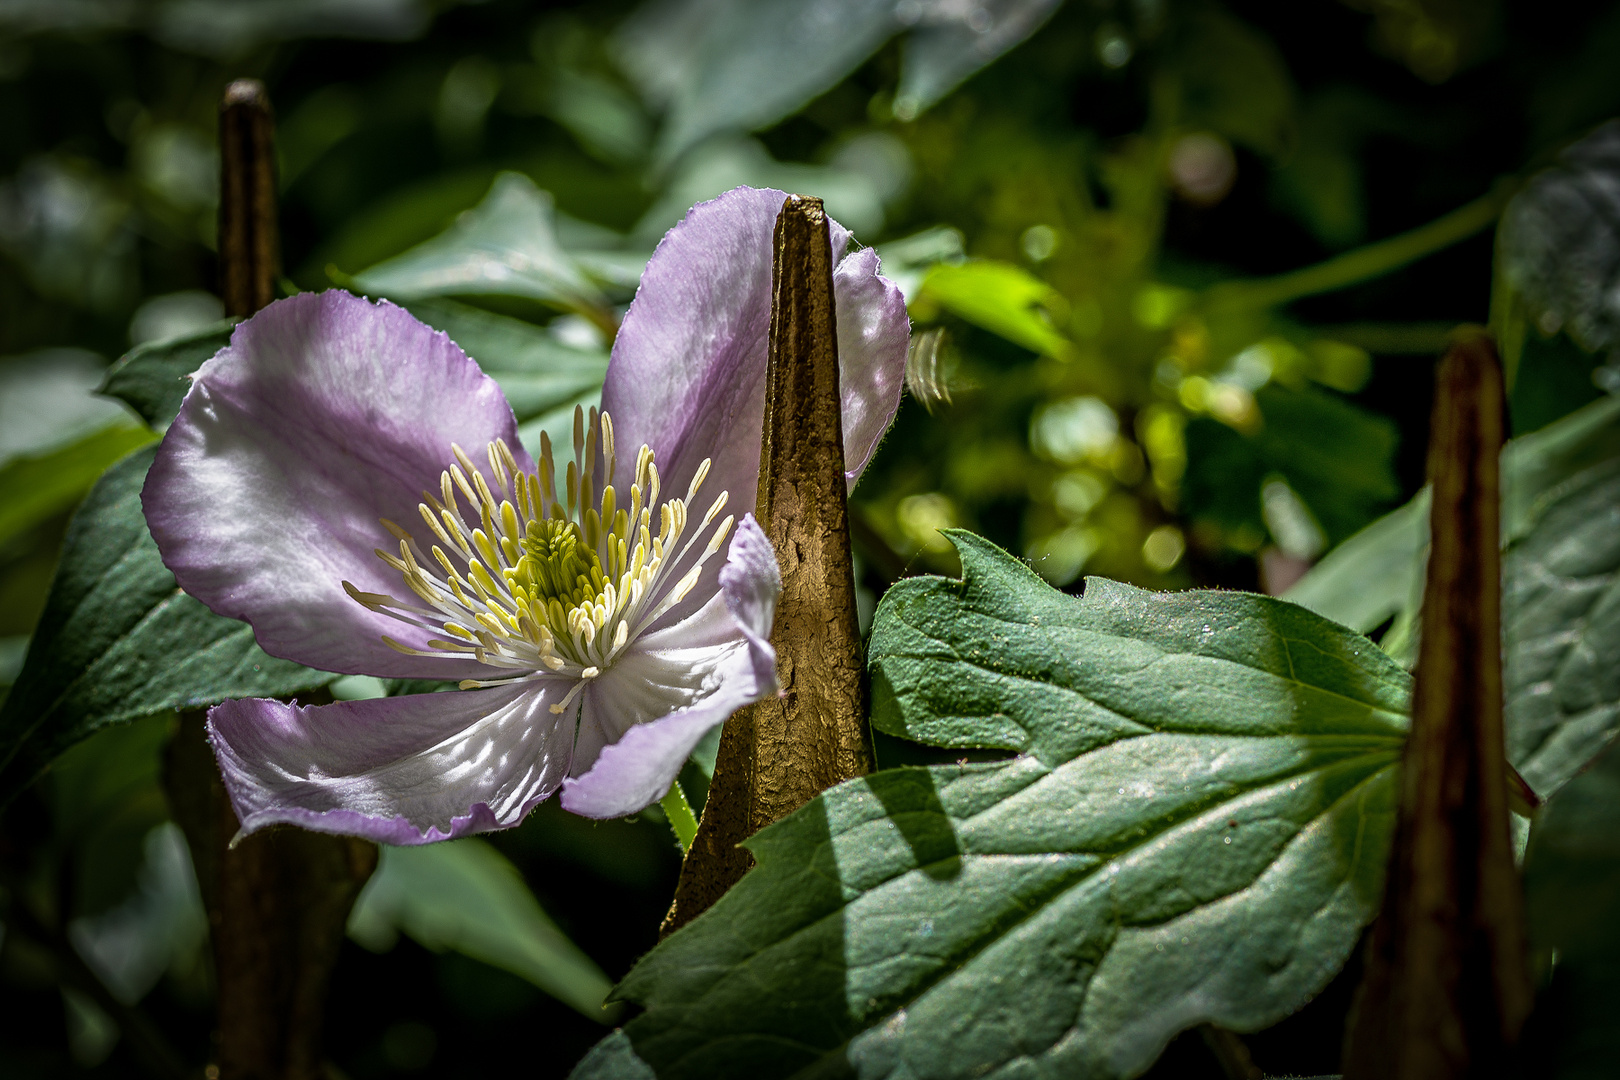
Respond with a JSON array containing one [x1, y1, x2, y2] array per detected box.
[[660, 780, 699, 853], [1203, 183, 1513, 313]]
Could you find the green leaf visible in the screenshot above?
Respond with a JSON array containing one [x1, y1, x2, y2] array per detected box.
[[50, 712, 175, 918], [1184, 384, 1400, 547], [570, 1030, 656, 1080], [894, 1, 1062, 118], [611, 532, 1407, 1079], [1521, 735, 1620, 1078], [1501, 120, 1620, 352], [0, 424, 157, 548], [1504, 452, 1620, 797], [1286, 394, 1620, 797], [347, 838, 619, 1023], [0, 446, 333, 805], [404, 297, 608, 482], [349, 172, 606, 315], [616, 0, 895, 169], [98, 320, 237, 430], [1282, 487, 1429, 637], [916, 260, 1072, 360], [404, 298, 608, 426]]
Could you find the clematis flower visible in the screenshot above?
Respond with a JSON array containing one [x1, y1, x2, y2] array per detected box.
[[142, 187, 908, 844]]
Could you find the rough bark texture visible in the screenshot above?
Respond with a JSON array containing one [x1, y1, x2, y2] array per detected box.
[[1342, 331, 1533, 1080], [168, 707, 376, 1080], [662, 195, 872, 935], [156, 80, 377, 1080]]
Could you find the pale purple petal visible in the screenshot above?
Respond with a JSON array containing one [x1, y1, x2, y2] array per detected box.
[[833, 247, 910, 480], [719, 514, 780, 694], [559, 681, 753, 820], [208, 681, 574, 845], [144, 291, 532, 679], [560, 516, 782, 818], [601, 185, 908, 629], [600, 186, 788, 522]]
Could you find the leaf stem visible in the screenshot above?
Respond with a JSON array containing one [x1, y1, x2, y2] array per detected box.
[[660, 781, 698, 853], [1205, 183, 1514, 312]]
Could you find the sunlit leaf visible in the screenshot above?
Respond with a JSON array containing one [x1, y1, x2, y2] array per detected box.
[[0, 447, 333, 805], [1501, 119, 1620, 352], [348, 838, 619, 1022], [609, 532, 1406, 1079], [915, 260, 1072, 359], [349, 172, 606, 314], [99, 320, 236, 431], [0, 425, 156, 549], [1522, 734, 1620, 1078]]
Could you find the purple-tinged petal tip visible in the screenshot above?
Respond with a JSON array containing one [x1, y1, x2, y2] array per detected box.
[[144, 290, 531, 680], [208, 680, 573, 845]]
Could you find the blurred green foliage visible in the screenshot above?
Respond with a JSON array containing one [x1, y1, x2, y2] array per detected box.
[[3, 0, 1620, 1075]]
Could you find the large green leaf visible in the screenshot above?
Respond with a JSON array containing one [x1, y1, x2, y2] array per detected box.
[[1286, 394, 1620, 797], [348, 838, 619, 1023], [1521, 735, 1620, 1078], [608, 532, 1407, 1079], [0, 446, 333, 804], [98, 320, 237, 430], [349, 172, 606, 315], [0, 424, 157, 548]]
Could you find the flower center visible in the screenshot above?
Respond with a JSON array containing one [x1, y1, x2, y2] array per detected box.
[[343, 406, 733, 705]]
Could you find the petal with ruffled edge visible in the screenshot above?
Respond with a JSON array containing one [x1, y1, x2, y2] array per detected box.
[[560, 515, 780, 818], [601, 186, 908, 628], [209, 679, 575, 845], [832, 246, 910, 479], [144, 290, 532, 680]]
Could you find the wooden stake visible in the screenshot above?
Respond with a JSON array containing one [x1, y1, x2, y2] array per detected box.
[[163, 79, 376, 1080], [217, 79, 279, 318], [661, 195, 872, 936], [1342, 331, 1532, 1080]]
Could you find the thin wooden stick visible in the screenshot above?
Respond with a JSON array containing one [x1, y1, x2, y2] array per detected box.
[[217, 79, 279, 318], [661, 195, 872, 936], [162, 79, 376, 1080], [1342, 330, 1532, 1080]]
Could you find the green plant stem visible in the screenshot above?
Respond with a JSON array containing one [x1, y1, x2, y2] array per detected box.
[[1206, 184, 1514, 312], [660, 781, 698, 853]]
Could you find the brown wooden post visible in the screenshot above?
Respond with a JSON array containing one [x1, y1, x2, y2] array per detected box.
[[661, 195, 872, 935], [217, 80, 279, 317], [163, 78, 377, 1080], [1342, 330, 1532, 1080]]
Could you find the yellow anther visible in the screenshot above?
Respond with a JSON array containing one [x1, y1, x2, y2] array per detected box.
[[355, 409, 737, 681]]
